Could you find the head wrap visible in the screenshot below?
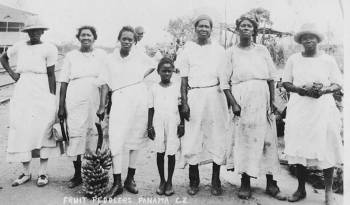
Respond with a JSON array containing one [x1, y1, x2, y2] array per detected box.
[[235, 13, 259, 36], [194, 14, 213, 28]]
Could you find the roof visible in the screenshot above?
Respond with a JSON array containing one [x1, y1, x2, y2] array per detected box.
[[0, 3, 36, 21]]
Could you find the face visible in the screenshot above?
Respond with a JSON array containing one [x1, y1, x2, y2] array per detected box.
[[119, 31, 135, 51], [158, 63, 174, 83], [79, 29, 95, 48], [195, 20, 212, 40], [238, 19, 254, 38], [27, 29, 44, 42], [135, 29, 144, 41], [300, 34, 318, 51]]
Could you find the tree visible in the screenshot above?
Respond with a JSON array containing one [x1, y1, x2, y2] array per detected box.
[[166, 16, 194, 42], [247, 7, 273, 28]]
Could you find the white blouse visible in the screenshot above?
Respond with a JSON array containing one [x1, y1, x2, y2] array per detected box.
[[59, 48, 107, 84], [148, 82, 181, 116], [282, 52, 342, 87], [220, 44, 276, 90], [7, 41, 58, 74], [175, 41, 225, 87], [100, 48, 155, 91]]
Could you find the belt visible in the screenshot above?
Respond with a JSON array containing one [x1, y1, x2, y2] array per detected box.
[[188, 82, 219, 90], [112, 81, 142, 92]]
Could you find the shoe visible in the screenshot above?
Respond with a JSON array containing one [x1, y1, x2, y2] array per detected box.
[[164, 182, 174, 196], [68, 176, 82, 188], [37, 175, 49, 187], [187, 165, 200, 195], [238, 174, 251, 200], [187, 185, 199, 195], [287, 190, 306, 202], [107, 183, 123, 198], [124, 179, 138, 194], [265, 180, 287, 201], [211, 182, 223, 196], [156, 181, 166, 195], [12, 174, 31, 187]]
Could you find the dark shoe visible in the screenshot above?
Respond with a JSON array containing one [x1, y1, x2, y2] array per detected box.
[[68, 177, 82, 188], [107, 183, 123, 198], [211, 179, 223, 196], [164, 182, 174, 196], [188, 165, 200, 195], [12, 174, 31, 187], [287, 190, 306, 202], [266, 180, 287, 201], [238, 174, 251, 200], [156, 181, 166, 195], [124, 179, 138, 194]]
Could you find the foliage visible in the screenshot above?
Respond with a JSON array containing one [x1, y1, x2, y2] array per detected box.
[[247, 7, 273, 28], [166, 16, 194, 42]]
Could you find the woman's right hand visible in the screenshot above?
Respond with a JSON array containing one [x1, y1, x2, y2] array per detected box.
[[147, 126, 155, 140], [58, 107, 66, 121], [232, 102, 241, 117], [181, 103, 190, 121]]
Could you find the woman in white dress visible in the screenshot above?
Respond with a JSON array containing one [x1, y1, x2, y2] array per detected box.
[[282, 23, 343, 205], [0, 16, 58, 187], [221, 14, 285, 200], [58, 26, 107, 188], [97, 26, 155, 198]]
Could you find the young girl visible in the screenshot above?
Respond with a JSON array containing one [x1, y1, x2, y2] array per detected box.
[[147, 57, 184, 196]]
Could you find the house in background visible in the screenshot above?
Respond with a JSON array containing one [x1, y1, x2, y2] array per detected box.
[[0, 3, 35, 54]]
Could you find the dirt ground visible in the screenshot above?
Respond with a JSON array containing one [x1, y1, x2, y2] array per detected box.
[[0, 102, 343, 205]]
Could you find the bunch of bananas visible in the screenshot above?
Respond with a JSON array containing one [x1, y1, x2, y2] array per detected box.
[[82, 148, 112, 199]]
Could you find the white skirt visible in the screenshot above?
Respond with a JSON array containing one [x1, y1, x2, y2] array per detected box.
[[229, 80, 280, 178], [7, 72, 59, 162], [284, 93, 343, 169], [108, 83, 149, 156], [180, 86, 230, 166], [65, 77, 100, 156]]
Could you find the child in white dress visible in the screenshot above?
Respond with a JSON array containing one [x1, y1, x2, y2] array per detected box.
[[147, 57, 184, 196]]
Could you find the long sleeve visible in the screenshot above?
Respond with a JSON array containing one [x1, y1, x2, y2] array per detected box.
[[219, 50, 233, 90]]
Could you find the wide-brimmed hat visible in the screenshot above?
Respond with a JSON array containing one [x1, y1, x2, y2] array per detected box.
[[294, 23, 324, 44], [21, 15, 48, 32]]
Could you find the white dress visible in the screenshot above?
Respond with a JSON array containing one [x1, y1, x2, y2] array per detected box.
[[282, 52, 343, 169], [6, 41, 60, 162], [220, 44, 280, 178], [100, 49, 155, 156], [148, 82, 181, 156], [175, 41, 230, 166], [59, 49, 107, 156]]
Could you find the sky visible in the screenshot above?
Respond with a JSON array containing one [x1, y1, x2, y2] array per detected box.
[[0, 0, 344, 46]]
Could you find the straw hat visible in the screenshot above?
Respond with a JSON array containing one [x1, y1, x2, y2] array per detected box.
[[294, 23, 324, 44], [21, 15, 48, 32]]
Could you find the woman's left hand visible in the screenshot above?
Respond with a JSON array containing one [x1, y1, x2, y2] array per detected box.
[[96, 106, 105, 121]]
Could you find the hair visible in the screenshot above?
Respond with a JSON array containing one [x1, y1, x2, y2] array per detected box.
[[236, 17, 258, 37], [157, 57, 174, 72], [76, 26, 97, 40], [117, 26, 137, 41]]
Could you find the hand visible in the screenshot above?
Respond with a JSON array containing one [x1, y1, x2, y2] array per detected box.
[[177, 124, 185, 138], [147, 126, 155, 140], [232, 103, 241, 117], [58, 107, 66, 120], [296, 87, 307, 96], [12, 73, 20, 82], [305, 88, 322, 99], [96, 106, 105, 121], [181, 103, 190, 121], [270, 102, 277, 114]]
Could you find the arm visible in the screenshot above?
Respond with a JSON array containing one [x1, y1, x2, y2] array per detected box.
[[223, 89, 241, 116], [0, 53, 20, 81], [47, 65, 56, 94], [58, 82, 68, 120], [96, 84, 109, 121], [282, 82, 306, 96], [267, 80, 275, 111], [180, 77, 190, 121], [147, 108, 155, 140], [320, 83, 341, 95], [177, 105, 185, 137]]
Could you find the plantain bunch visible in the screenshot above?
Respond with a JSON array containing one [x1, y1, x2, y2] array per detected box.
[[82, 148, 112, 199]]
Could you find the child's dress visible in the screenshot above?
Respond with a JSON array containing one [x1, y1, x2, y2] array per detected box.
[[149, 82, 181, 155]]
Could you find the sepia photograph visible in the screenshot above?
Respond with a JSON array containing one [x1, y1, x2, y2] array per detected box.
[[0, 0, 346, 204]]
